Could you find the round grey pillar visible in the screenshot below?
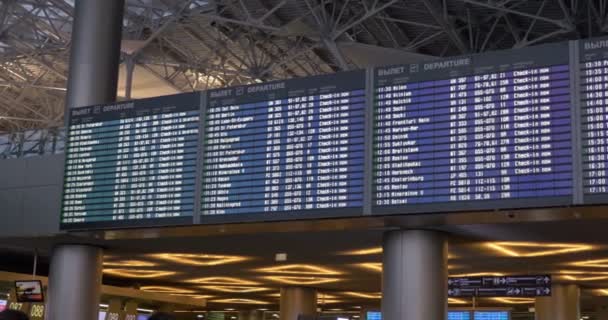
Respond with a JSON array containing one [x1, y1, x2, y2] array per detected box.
[[382, 230, 447, 320], [239, 310, 264, 320], [280, 287, 317, 320], [65, 0, 125, 111], [535, 284, 580, 320], [46, 245, 103, 320]]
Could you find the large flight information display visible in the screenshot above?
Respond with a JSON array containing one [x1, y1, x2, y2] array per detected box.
[[581, 37, 608, 203], [61, 93, 201, 229], [373, 43, 573, 213], [201, 71, 365, 220]]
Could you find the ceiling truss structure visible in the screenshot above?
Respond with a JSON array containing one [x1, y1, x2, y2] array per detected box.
[[0, 0, 607, 133]]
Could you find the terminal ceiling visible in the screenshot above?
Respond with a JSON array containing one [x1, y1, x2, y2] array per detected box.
[[1, 0, 607, 132]]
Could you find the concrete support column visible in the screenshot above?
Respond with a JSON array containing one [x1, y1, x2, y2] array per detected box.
[[280, 287, 317, 320], [46, 245, 104, 320], [239, 310, 264, 320], [382, 230, 447, 320], [535, 284, 580, 320]]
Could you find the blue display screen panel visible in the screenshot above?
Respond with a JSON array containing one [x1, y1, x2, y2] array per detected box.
[[474, 311, 509, 320], [366, 311, 381, 320], [449, 311, 472, 320], [201, 71, 365, 222], [61, 93, 201, 229], [580, 37, 608, 202], [373, 42, 573, 214]]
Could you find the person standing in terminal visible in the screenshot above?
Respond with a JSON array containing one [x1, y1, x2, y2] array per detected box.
[[148, 312, 175, 320], [0, 310, 29, 320]]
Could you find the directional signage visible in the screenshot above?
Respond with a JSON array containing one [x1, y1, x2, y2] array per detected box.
[[448, 275, 551, 297]]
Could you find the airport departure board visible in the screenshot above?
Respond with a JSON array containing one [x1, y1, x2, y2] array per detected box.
[[373, 42, 573, 213], [201, 71, 365, 221], [61, 93, 201, 229], [581, 37, 608, 203]]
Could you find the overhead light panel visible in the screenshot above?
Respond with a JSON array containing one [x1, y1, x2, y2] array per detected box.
[[570, 259, 608, 268], [103, 269, 176, 278], [201, 286, 270, 293], [140, 286, 196, 294], [342, 292, 381, 299], [263, 276, 340, 285], [150, 253, 248, 266], [255, 264, 341, 275], [485, 242, 593, 257], [187, 277, 258, 286], [211, 298, 270, 305], [103, 260, 157, 267], [448, 298, 468, 305], [340, 247, 382, 255], [355, 263, 382, 273], [491, 297, 535, 304]]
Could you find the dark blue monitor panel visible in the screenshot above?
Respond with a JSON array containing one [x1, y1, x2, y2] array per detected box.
[[373, 41, 573, 215], [580, 37, 608, 204], [449, 311, 472, 320], [137, 314, 149, 320], [474, 311, 509, 320], [201, 71, 366, 223], [60, 93, 201, 230]]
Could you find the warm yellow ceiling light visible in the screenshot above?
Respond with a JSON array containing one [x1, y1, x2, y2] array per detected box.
[[211, 298, 270, 305], [449, 272, 505, 277], [356, 263, 382, 273], [187, 277, 258, 286], [570, 259, 608, 268], [561, 275, 608, 281], [255, 264, 341, 275], [342, 292, 381, 299], [448, 298, 469, 305], [491, 297, 535, 304], [485, 242, 593, 257], [317, 299, 343, 304], [170, 293, 213, 300], [103, 269, 176, 278], [140, 286, 196, 294], [263, 276, 341, 285], [103, 260, 157, 267], [201, 286, 270, 293], [595, 289, 608, 296], [150, 253, 248, 266], [341, 247, 383, 255]]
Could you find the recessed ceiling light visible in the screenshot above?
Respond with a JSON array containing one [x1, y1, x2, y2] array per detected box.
[[212, 298, 270, 305], [170, 293, 213, 299], [140, 286, 196, 294], [150, 253, 249, 266], [491, 297, 535, 304], [340, 247, 382, 255], [263, 275, 341, 285], [255, 264, 341, 275], [103, 269, 176, 278], [485, 242, 593, 257], [448, 298, 468, 305], [103, 260, 157, 267], [355, 263, 382, 272], [187, 277, 258, 285], [569, 259, 608, 268], [201, 286, 270, 293], [342, 292, 381, 299]]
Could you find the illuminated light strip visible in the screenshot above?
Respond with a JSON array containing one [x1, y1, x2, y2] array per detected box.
[[263, 276, 341, 285], [341, 247, 382, 255], [561, 275, 608, 281], [211, 298, 270, 305], [103, 269, 176, 278], [448, 298, 468, 305], [187, 277, 258, 285], [140, 286, 197, 294], [355, 263, 382, 272], [170, 294, 213, 299], [596, 289, 608, 296], [201, 286, 270, 293], [342, 292, 381, 299], [486, 242, 594, 257], [255, 264, 341, 275], [491, 297, 535, 304], [570, 259, 608, 268], [150, 253, 249, 266], [103, 260, 157, 267], [450, 272, 505, 277]]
